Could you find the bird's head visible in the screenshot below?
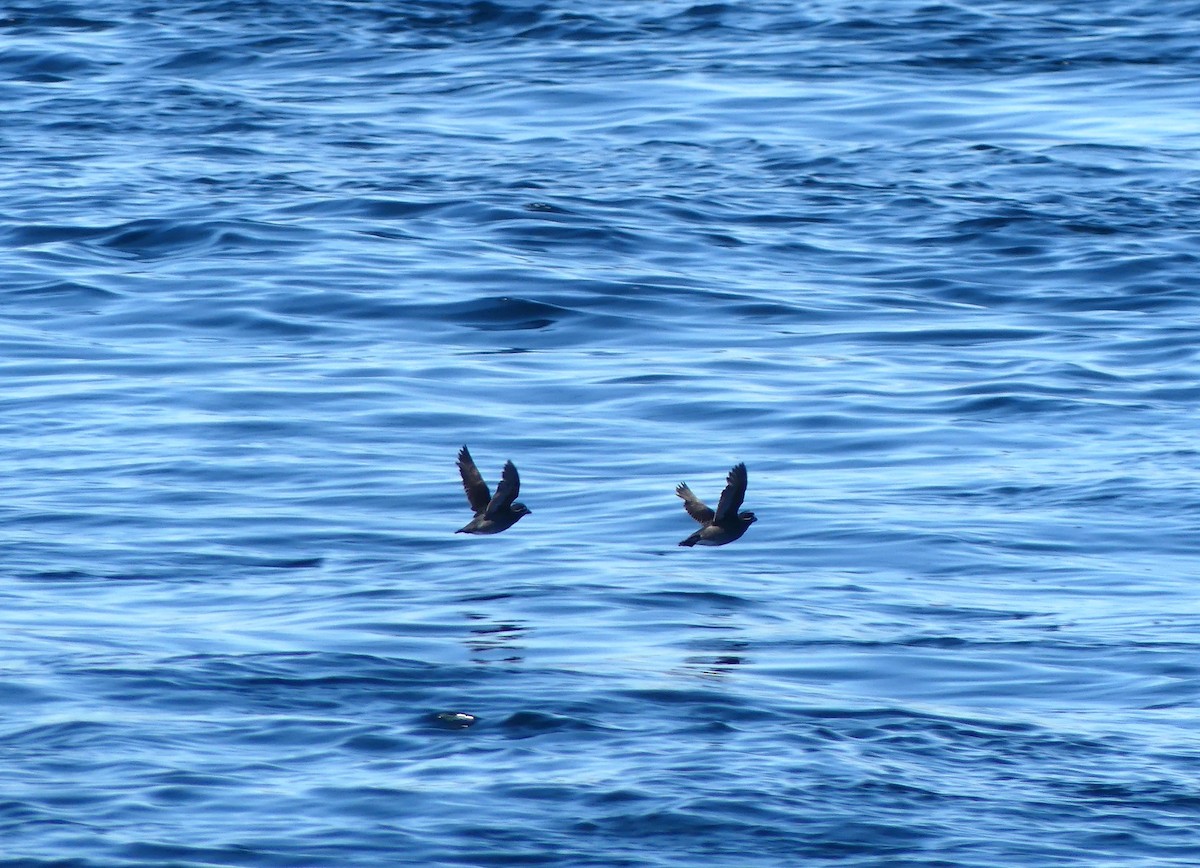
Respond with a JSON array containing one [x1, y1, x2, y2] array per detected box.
[[511, 502, 532, 518], [740, 511, 757, 526]]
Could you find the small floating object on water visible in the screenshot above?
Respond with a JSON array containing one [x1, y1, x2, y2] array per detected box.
[[454, 445, 531, 535], [675, 462, 757, 547], [434, 712, 478, 730]]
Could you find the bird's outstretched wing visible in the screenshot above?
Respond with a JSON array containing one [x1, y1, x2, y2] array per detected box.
[[457, 446, 492, 513], [713, 463, 748, 524], [486, 460, 520, 517], [676, 482, 714, 525]]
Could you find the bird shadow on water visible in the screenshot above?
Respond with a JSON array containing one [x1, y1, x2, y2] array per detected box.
[[462, 612, 528, 665]]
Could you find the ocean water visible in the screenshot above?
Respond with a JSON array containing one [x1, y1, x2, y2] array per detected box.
[[3, 1, 1200, 864]]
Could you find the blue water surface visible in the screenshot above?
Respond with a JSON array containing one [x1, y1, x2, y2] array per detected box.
[[3, 1, 1200, 865]]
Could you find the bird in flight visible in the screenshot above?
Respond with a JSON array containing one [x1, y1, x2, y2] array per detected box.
[[675, 462, 756, 547], [455, 445, 531, 535]]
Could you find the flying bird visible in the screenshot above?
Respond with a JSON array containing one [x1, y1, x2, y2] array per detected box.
[[675, 462, 756, 547], [455, 445, 531, 535]]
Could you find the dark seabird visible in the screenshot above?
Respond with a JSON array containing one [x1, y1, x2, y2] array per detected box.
[[455, 445, 531, 535], [675, 462, 757, 547]]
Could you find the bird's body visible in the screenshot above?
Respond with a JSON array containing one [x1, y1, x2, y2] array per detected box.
[[455, 445, 531, 534], [676, 463, 756, 547]]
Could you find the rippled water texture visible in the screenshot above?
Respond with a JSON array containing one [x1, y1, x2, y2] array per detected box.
[[3, 1, 1200, 865]]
